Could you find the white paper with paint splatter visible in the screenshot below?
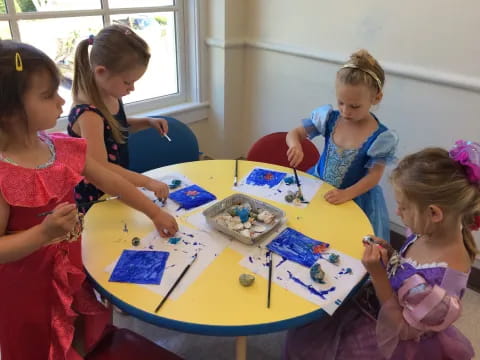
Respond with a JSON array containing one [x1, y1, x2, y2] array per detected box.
[[138, 172, 218, 215], [186, 212, 366, 314], [105, 224, 230, 300], [239, 245, 367, 315], [234, 167, 323, 207]]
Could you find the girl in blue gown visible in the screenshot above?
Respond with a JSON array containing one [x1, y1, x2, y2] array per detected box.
[[286, 49, 398, 241]]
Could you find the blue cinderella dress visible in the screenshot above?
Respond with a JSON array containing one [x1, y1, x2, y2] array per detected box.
[[302, 105, 398, 241]]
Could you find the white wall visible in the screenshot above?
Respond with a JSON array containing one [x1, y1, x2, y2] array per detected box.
[[204, 0, 480, 254]]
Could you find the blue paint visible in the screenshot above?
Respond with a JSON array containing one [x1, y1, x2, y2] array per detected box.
[[276, 276, 283, 281], [338, 267, 353, 275], [169, 237, 182, 244], [287, 271, 336, 299], [248, 256, 254, 263], [109, 250, 169, 284], [193, 242, 198, 246], [276, 257, 287, 268], [267, 228, 329, 267], [181, 232, 195, 238], [169, 184, 216, 210], [182, 240, 191, 245], [148, 245, 154, 250], [245, 168, 287, 188]]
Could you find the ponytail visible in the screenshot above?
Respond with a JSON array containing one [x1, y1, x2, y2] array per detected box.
[[72, 38, 126, 143]]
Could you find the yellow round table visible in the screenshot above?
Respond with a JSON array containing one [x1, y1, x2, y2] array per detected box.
[[82, 160, 372, 359]]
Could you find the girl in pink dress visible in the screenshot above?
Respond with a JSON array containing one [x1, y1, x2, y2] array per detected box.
[[0, 40, 178, 359], [285, 141, 479, 359]]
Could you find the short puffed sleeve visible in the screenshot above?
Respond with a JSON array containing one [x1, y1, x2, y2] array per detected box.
[[301, 104, 333, 139], [366, 129, 398, 168]]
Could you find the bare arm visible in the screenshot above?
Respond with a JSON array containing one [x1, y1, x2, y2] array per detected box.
[[286, 126, 308, 168], [362, 242, 393, 305], [345, 163, 385, 199], [77, 112, 169, 199], [127, 116, 168, 135], [0, 196, 77, 264], [83, 156, 178, 237], [325, 163, 385, 205]]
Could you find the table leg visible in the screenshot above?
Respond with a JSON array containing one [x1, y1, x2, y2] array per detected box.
[[235, 336, 247, 360]]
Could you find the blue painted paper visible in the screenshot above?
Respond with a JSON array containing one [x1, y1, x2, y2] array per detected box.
[[109, 250, 169, 284], [245, 168, 287, 188], [267, 227, 330, 267], [168, 184, 216, 210]]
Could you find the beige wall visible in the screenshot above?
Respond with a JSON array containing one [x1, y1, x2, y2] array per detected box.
[[202, 0, 480, 252]]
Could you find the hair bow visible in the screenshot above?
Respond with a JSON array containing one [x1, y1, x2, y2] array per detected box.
[[449, 140, 480, 185]]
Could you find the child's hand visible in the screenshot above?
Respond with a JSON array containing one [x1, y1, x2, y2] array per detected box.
[[41, 203, 78, 240], [324, 189, 352, 205], [152, 210, 179, 238], [369, 236, 394, 259], [145, 179, 169, 201], [147, 117, 169, 136], [287, 144, 304, 168], [361, 242, 389, 277]]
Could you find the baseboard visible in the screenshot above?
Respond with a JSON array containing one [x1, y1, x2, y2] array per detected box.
[[390, 230, 480, 293]]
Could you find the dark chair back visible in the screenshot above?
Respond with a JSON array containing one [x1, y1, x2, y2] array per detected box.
[[129, 116, 199, 172], [247, 132, 319, 172]]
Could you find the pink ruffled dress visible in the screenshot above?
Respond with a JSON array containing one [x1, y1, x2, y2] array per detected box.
[[284, 235, 475, 360], [0, 133, 111, 360]]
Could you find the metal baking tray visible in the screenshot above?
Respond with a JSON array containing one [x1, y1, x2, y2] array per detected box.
[[202, 193, 285, 245]]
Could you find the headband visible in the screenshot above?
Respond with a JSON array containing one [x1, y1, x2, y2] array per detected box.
[[341, 63, 382, 91]]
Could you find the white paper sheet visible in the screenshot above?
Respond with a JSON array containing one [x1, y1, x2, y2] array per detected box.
[[139, 172, 217, 215], [239, 244, 367, 315], [234, 167, 323, 208], [105, 224, 229, 300]]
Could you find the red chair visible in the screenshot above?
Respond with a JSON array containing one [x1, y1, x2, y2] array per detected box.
[[246, 132, 320, 172], [86, 327, 183, 360]]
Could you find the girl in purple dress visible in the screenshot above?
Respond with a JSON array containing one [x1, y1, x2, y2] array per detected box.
[[285, 141, 479, 360]]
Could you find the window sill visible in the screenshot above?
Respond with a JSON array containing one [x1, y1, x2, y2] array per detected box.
[[51, 101, 210, 132], [132, 101, 210, 124]]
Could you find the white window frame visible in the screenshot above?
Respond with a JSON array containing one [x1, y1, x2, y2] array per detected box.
[[0, 0, 206, 128]]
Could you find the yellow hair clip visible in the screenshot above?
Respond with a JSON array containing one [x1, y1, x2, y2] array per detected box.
[[15, 52, 23, 72]]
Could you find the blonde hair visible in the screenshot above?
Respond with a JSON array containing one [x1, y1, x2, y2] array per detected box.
[[72, 24, 150, 143], [391, 148, 480, 262], [337, 49, 385, 94]]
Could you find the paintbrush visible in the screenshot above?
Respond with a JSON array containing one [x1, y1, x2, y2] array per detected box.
[[234, 159, 238, 186], [293, 168, 304, 200], [37, 196, 120, 216], [267, 251, 273, 308], [155, 253, 198, 312]]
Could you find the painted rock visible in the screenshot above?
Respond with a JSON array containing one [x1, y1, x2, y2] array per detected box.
[[310, 263, 325, 283], [239, 273, 255, 287], [328, 253, 340, 264], [168, 179, 182, 189], [284, 176, 295, 185]]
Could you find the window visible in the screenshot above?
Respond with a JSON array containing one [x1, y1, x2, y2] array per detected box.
[[0, 0, 189, 118]]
